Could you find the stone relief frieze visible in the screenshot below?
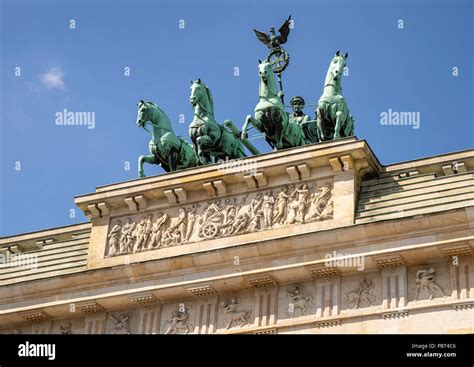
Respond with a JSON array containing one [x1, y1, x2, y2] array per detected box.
[[287, 285, 313, 317], [221, 298, 252, 329], [163, 305, 192, 334], [60, 322, 72, 335], [415, 268, 446, 300], [345, 278, 376, 309], [105, 182, 334, 256], [110, 314, 131, 334]]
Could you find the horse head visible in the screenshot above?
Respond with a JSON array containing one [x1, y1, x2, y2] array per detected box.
[[136, 100, 151, 128], [258, 59, 273, 83], [258, 59, 278, 97], [328, 50, 348, 83], [189, 79, 214, 116]]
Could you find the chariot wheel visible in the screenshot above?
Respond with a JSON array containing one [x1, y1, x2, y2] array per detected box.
[[202, 223, 219, 239]]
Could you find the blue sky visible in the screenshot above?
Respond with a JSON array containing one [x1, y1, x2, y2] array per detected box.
[[0, 0, 472, 236]]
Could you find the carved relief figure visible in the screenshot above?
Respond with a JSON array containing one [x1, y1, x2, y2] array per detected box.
[[286, 200, 299, 225], [248, 211, 264, 232], [287, 285, 313, 317], [107, 220, 122, 256], [110, 314, 131, 334], [174, 208, 188, 243], [415, 268, 446, 300], [60, 322, 72, 335], [221, 298, 252, 329], [120, 218, 136, 253], [220, 199, 236, 236], [262, 191, 275, 228], [346, 278, 376, 309], [185, 204, 199, 241], [164, 306, 192, 334], [148, 212, 169, 248], [273, 186, 291, 224], [133, 216, 150, 252], [251, 193, 264, 215], [291, 183, 310, 223], [305, 182, 333, 222]]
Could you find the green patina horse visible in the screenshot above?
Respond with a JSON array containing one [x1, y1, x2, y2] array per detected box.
[[136, 100, 197, 177], [316, 51, 355, 141], [242, 59, 315, 150], [189, 79, 246, 165]]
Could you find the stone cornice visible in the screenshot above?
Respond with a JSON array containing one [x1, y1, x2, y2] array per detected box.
[[73, 137, 378, 213]]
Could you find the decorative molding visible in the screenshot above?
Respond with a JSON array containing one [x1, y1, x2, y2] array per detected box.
[[76, 301, 105, 314], [124, 197, 137, 211], [87, 204, 101, 218], [254, 327, 278, 334], [19, 309, 50, 323], [97, 202, 111, 216], [203, 182, 216, 196], [371, 254, 406, 268], [305, 264, 341, 278], [254, 172, 268, 187], [128, 292, 159, 305], [340, 155, 354, 171], [286, 166, 299, 181], [164, 190, 177, 204], [243, 174, 257, 189], [381, 310, 409, 319], [186, 285, 217, 297], [328, 157, 342, 172], [246, 275, 277, 288], [439, 244, 472, 258], [134, 195, 148, 209], [174, 188, 187, 203], [451, 302, 474, 311], [213, 180, 227, 195], [297, 164, 310, 178], [315, 319, 341, 328]]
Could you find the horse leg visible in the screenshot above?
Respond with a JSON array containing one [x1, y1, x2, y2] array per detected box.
[[138, 155, 157, 178], [168, 153, 177, 172], [334, 111, 344, 139], [316, 107, 325, 141], [196, 136, 213, 165], [241, 115, 252, 139]]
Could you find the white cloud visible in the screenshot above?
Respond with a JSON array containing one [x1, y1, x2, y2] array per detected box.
[[39, 67, 65, 90]]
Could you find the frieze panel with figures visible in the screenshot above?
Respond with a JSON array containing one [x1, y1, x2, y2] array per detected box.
[[105, 181, 334, 257]]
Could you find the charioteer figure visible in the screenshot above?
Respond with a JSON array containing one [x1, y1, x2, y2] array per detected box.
[[289, 96, 318, 144]]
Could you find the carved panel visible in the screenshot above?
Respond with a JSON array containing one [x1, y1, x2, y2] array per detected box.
[[104, 181, 334, 257]]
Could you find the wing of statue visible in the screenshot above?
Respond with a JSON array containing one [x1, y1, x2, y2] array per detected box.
[[277, 15, 292, 44], [253, 29, 271, 48]]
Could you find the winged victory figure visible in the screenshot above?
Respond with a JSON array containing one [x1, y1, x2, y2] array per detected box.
[[254, 15, 292, 49]]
